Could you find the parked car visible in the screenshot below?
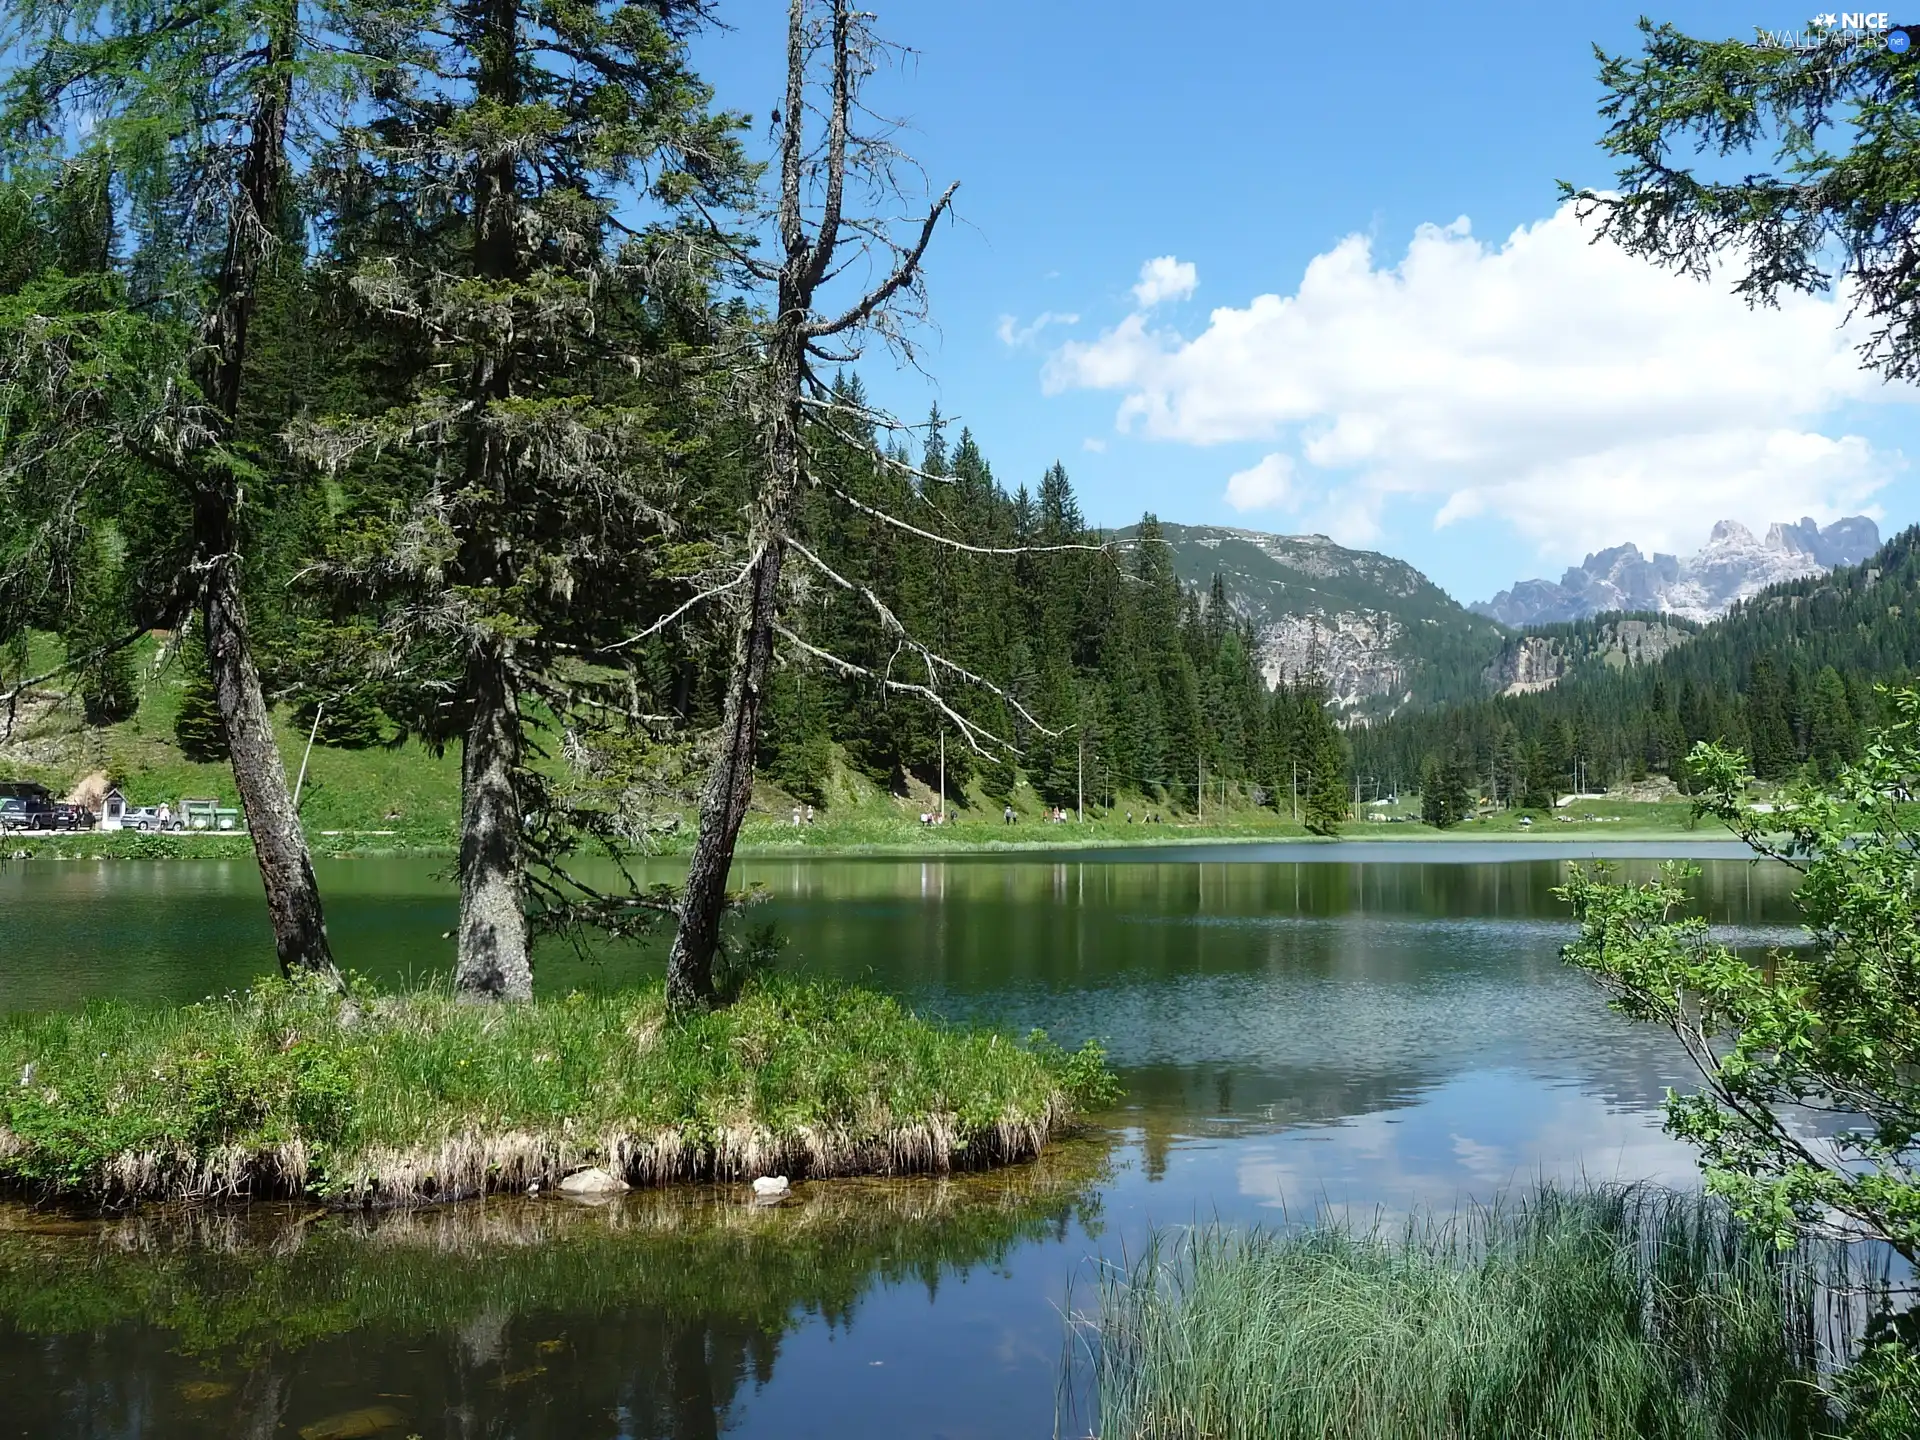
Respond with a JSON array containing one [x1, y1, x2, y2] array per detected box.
[[51, 803, 94, 831], [0, 795, 55, 831], [121, 806, 181, 832]]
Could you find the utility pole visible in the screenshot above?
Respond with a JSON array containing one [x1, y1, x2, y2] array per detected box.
[[292, 702, 324, 811], [1077, 730, 1085, 824], [1197, 753, 1204, 824], [1291, 759, 1298, 823]]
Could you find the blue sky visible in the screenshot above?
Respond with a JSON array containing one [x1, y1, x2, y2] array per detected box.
[[689, 2, 1919, 604]]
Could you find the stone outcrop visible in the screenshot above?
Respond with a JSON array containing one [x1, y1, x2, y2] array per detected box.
[[1481, 618, 1692, 697], [1473, 516, 1881, 627], [1133, 523, 1498, 716], [1255, 611, 1408, 709]]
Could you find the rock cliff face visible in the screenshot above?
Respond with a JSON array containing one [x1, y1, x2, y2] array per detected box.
[[1127, 523, 1502, 714], [1481, 618, 1693, 697], [1254, 611, 1408, 706], [1473, 516, 1880, 627]]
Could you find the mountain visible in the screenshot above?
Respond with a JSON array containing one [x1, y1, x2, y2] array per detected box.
[[1481, 614, 1698, 698], [1125, 524, 1506, 714], [1472, 516, 1881, 627], [1352, 524, 1920, 799]]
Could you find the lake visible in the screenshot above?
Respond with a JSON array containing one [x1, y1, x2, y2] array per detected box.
[[0, 841, 1800, 1438]]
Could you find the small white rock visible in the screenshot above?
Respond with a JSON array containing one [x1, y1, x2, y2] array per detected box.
[[751, 1175, 791, 1199], [558, 1166, 628, 1196]]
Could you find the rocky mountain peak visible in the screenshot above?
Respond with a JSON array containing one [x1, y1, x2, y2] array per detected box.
[[1473, 515, 1881, 627]]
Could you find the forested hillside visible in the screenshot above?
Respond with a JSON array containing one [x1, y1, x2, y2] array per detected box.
[[1354, 527, 1920, 805], [756, 424, 1351, 823], [1133, 523, 1507, 714]]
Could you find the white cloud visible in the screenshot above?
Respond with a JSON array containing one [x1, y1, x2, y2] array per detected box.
[[1081, 436, 1108, 453], [1225, 452, 1296, 511], [1047, 205, 1915, 562], [995, 310, 1078, 348], [1131, 255, 1198, 308]]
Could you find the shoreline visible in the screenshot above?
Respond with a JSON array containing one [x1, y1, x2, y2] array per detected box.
[[1, 820, 1744, 864]]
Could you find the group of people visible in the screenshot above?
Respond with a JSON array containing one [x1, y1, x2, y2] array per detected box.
[[1004, 806, 1073, 824], [788, 805, 815, 826]]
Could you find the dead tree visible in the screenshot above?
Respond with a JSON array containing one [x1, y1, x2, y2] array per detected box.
[[666, 0, 1107, 1010]]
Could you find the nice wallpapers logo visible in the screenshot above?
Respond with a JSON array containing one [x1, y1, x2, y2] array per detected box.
[[1752, 11, 1908, 48]]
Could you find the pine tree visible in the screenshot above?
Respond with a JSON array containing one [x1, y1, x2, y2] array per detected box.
[[1746, 656, 1796, 780], [1808, 665, 1859, 778], [1420, 743, 1473, 828], [173, 635, 228, 763]]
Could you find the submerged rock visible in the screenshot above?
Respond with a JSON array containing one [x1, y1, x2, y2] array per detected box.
[[558, 1166, 627, 1196]]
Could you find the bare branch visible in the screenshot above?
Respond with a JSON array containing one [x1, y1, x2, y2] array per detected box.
[[596, 549, 763, 654], [821, 480, 1111, 556], [806, 181, 959, 339], [778, 0, 809, 260], [798, 0, 853, 293], [785, 536, 1058, 738], [775, 624, 1010, 756]]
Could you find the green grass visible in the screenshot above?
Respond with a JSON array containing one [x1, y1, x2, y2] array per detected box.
[[1080, 1187, 1857, 1440], [0, 975, 1118, 1205], [1, 633, 462, 853]]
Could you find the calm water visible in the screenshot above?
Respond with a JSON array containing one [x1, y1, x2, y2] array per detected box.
[[0, 841, 1801, 1439]]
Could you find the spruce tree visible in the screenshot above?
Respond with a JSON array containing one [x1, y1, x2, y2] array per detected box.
[[1747, 656, 1796, 780], [1808, 665, 1858, 778], [309, 0, 748, 1000], [173, 636, 229, 763]]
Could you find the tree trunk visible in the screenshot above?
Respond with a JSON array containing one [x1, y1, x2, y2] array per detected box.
[[667, 330, 804, 1011], [665, 535, 786, 1011], [455, 638, 532, 1000], [190, 4, 338, 985], [445, 0, 532, 1002], [205, 574, 340, 985]]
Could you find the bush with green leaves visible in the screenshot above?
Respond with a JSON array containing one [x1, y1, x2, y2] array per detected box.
[[1560, 686, 1920, 1431]]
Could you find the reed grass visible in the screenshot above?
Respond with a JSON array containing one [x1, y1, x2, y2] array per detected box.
[[0, 975, 1117, 1205], [1079, 1187, 1850, 1440]]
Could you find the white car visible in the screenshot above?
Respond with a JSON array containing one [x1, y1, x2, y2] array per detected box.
[[122, 806, 182, 832]]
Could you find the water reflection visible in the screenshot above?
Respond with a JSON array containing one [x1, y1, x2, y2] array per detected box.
[[0, 1151, 1105, 1439]]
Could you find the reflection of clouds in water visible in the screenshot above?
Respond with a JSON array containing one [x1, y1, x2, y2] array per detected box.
[[1227, 1073, 1701, 1219], [956, 967, 1693, 1110]]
